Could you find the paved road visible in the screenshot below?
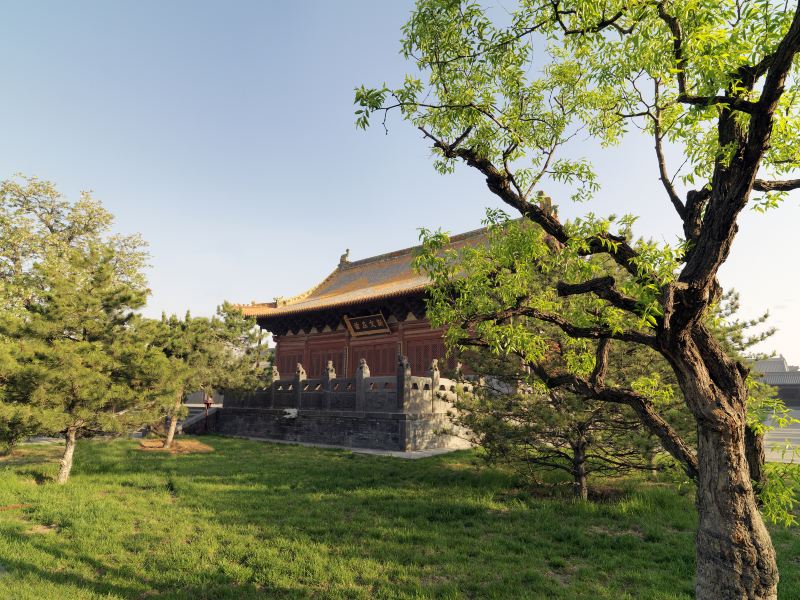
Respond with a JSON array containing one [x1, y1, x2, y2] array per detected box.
[[765, 408, 800, 463]]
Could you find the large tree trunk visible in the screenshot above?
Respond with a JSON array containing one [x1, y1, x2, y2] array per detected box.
[[56, 427, 77, 484], [163, 388, 184, 449], [695, 419, 777, 599], [571, 440, 588, 501], [669, 327, 779, 600]]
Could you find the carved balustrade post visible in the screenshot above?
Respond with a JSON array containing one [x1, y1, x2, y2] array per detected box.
[[322, 360, 336, 410], [396, 354, 412, 411], [294, 363, 306, 409], [269, 366, 280, 408], [355, 358, 370, 412], [427, 358, 440, 413]]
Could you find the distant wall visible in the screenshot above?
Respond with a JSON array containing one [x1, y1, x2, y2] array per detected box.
[[775, 385, 800, 408]]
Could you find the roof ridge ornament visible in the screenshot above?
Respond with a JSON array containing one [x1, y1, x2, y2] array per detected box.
[[339, 248, 350, 267]]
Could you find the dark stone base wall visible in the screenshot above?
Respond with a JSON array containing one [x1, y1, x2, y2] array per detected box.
[[405, 414, 468, 451], [193, 407, 465, 451]]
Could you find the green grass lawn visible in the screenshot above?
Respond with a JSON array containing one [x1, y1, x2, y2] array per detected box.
[[0, 437, 797, 600]]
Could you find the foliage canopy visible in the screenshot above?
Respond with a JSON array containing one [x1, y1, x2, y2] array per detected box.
[[357, 1, 800, 597]]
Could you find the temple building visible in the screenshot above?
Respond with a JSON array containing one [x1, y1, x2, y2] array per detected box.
[[185, 228, 486, 451], [754, 355, 800, 406], [239, 228, 487, 379]]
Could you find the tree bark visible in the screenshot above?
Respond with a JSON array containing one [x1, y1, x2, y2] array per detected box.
[[56, 427, 77, 484], [694, 418, 777, 600], [667, 328, 778, 600], [745, 424, 766, 489], [571, 441, 588, 501], [163, 388, 184, 449]]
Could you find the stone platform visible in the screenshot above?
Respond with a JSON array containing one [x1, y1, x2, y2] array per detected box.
[[184, 355, 471, 452]]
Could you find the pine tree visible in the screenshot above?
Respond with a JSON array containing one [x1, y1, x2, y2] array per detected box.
[[1, 245, 174, 482], [156, 303, 266, 449], [0, 176, 173, 481], [453, 348, 657, 501]]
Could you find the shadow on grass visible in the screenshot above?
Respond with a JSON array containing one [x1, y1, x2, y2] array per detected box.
[[135, 438, 696, 598], [0, 531, 143, 598], [1, 444, 63, 467], [0, 523, 316, 600], [0, 436, 703, 599]]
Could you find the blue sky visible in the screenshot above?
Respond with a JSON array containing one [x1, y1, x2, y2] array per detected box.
[[2, 1, 798, 362]]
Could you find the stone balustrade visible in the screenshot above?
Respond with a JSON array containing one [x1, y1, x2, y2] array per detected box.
[[223, 355, 473, 415]]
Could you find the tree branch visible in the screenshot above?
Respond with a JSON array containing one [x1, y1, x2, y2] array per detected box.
[[515, 305, 656, 347], [657, 2, 759, 114], [550, 1, 633, 35], [590, 338, 611, 387], [556, 276, 641, 314], [677, 94, 760, 113], [757, 2, 800, 114], [419, 127, 647, 282], [653, 81, 686, 219], [753, 178, 800, 192], [679, 3, 800, 292], [528, 362, 699, 481]]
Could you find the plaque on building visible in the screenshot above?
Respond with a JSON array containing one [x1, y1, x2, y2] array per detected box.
[[344, 313, 391, 337]]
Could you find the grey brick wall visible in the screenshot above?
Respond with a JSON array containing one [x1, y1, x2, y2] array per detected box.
[[186, 356, 473, 451]]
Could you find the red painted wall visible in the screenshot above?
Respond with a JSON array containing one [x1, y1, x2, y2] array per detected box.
[[273, 319, 452, 378]]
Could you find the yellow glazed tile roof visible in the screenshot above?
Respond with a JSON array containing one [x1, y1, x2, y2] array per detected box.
[[239, 226, 488, 318]]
